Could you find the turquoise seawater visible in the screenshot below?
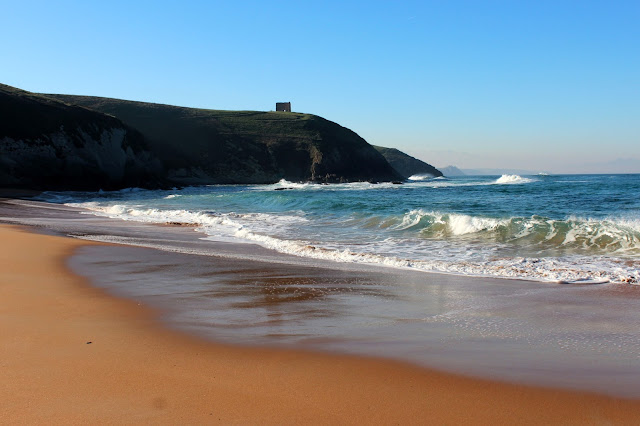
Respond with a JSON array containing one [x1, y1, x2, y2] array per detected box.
[[47, 174, 640, 284]]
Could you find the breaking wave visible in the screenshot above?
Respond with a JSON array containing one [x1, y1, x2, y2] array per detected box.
[[495, 174, 535, 184], [389, 210, 640, 253], [67, 200, 640, 284], [408, 173, 436, 181]]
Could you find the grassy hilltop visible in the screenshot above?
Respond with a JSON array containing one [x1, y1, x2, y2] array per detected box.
[[47, 95, 402, 185]]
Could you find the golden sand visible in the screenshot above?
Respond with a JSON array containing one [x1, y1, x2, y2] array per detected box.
[[1, 224, 639, 424]]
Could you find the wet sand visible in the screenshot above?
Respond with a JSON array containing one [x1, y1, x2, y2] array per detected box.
[[69, 244, 640, 397], [2, 224, 640, 424]]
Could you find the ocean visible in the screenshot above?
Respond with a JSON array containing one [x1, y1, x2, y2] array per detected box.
[[45, 173, 640, 285]]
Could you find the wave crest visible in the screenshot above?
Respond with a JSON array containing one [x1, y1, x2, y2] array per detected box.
[[392, 210, 640, 253], [67, 200, 640, 283], [408, 173, 435, 181], [495, 174, 534, 184]]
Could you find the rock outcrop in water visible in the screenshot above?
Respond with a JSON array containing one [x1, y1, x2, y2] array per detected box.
[[0, 84, 162, 190], [373, 146, 442, 179], [46, 94, 403, 185]]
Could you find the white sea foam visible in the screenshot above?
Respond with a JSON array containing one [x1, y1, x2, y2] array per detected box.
[[392, 210, 427, 230], [271, 179, 312, 189], [447, 213, 503, 235], [65, 200, 639, 285], [388, 210, 640, 256], [255, 178, 483, 192], [495, 174, 535, 184], [253, 179, 388, 191], [81, 200, 637, 256], [180, 226, 639, 284], [245, 177, 505, 192], [393, 210, 505, 236], [408, 173, 435, 181], [68, 202, 308, 240]]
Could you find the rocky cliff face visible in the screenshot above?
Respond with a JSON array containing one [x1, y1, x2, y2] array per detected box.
[[47, 95, 402, 184], [373, 146, 442, 179], [0, 84, 162, 190]]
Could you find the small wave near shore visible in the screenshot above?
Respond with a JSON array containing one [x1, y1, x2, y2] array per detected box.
[[40, 173, 640, 286]]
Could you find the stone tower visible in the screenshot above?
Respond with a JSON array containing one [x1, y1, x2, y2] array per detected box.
[[276, 102, 291, 112]]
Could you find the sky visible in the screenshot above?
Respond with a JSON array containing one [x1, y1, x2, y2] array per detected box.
[[2, 0, 639, 173]]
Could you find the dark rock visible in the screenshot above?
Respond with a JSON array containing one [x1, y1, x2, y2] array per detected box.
[[0, 83, 163, 190]]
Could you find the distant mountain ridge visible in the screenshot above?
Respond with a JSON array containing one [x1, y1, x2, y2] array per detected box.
[[439, 165, 465, 176], [373, 146, 442, 179]]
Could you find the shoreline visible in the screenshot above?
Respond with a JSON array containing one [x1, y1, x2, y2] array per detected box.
[[3, 224, 640, 423], [3, 198, 640, 397]]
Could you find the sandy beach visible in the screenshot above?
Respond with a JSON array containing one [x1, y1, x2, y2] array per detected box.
[[3, 0, 639, 422], [1, 223, 640, 424]]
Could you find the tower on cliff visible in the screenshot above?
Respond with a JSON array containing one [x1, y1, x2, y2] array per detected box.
[[276, 102, 291, 112]]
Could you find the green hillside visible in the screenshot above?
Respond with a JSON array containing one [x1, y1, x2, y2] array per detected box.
[[47, 95, 402, 184]]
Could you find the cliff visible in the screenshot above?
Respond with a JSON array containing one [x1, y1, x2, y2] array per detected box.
[[46, 95, 402, 185], [0, 84, 162, 190], [373, 146, 442, 179]]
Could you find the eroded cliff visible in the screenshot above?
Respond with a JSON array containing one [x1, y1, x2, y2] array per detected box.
[[0, 84, 162, 190]]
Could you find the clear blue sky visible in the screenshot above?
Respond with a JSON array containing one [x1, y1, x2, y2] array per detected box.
[[3, 0, 639, 173]]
